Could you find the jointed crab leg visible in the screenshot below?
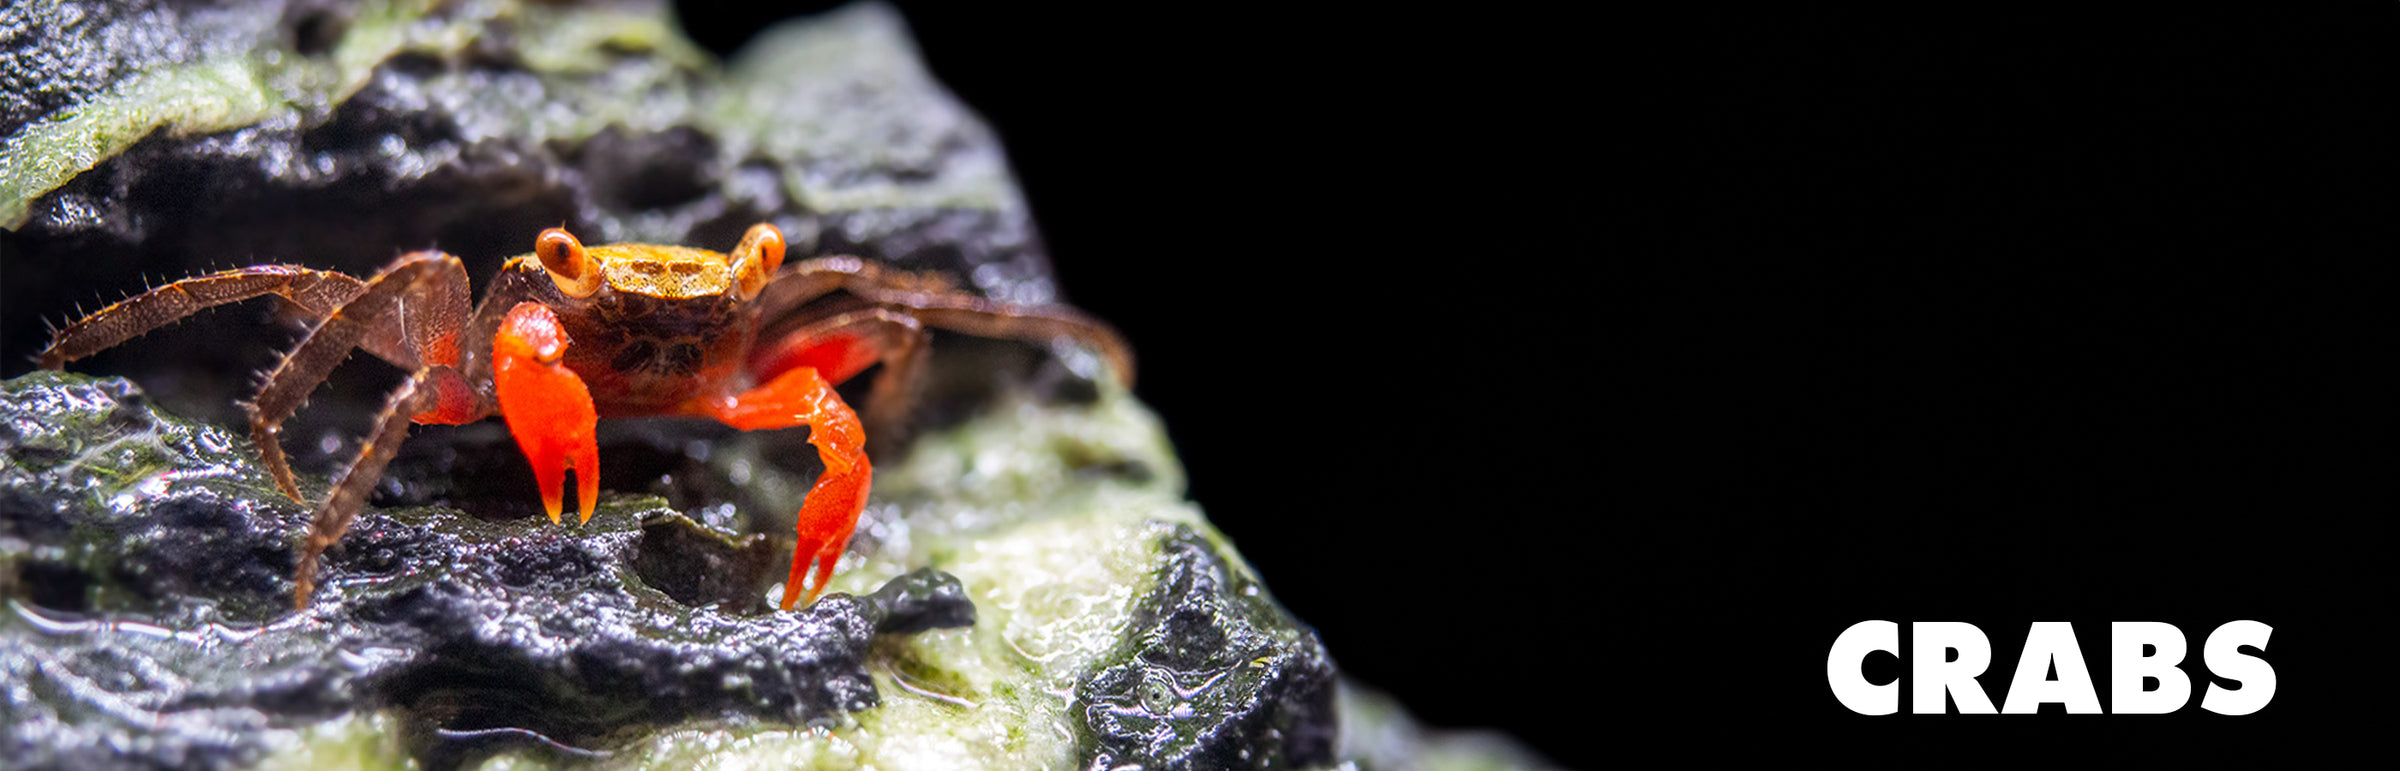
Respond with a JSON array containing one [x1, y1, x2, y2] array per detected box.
[[291, 367, 436, 606], [753, 256, 1136, 386], [685, 364, 872, 609], [750, 306, 930, 441], [273, 251, 482, 607], [246, 252, 474, 503], [35, 265, 430, 371]]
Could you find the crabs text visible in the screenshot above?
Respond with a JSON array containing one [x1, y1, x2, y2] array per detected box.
[[1826, 620, 2274, 715]]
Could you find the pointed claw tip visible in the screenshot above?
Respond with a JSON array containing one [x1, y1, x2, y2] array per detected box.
[[576, 468, 599, 525]]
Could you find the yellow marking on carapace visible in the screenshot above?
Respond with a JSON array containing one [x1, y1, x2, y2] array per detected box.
[[589, 244, 733, 299]]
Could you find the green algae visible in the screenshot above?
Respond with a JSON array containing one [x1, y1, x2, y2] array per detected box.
[[2, 1, 1010, 232], [0, 54, 279, 228], [251, 711, 414, 771], [0, 0, 453, 229]]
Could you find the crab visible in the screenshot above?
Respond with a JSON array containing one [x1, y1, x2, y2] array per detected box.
[[38, 223, 1131, 611]]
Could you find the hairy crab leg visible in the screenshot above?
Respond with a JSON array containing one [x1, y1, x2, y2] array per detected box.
[[36, 265, 438, 372], [292, 369, 436, 607], [491, 302, 602, 526], [749, 306, 929, 445], [751, 257, 1136, 386], [245, 252, 474, 502], [273, 251, 482, 608], [685, 366, 871, 609]]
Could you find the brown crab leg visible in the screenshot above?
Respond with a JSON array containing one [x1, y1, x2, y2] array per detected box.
[[245, 252, 474, 502], [34, 265, 450, 371], [291, 368, 435, 607], [895, 301, 1132, 384], [753, 257, 1135, 386], [749, 306, 930, 442], [274, 251, 482, 607]]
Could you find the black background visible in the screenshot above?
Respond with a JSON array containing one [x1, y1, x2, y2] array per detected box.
[[670, 4, 2395, 766]]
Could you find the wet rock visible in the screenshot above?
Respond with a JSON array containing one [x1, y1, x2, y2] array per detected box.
[[0, 367, 1550, 770], [0, 371, 974, 770], [0, 0, 282, 218], [862, 563, 977, 635], [1079, 527, 1339, 769]]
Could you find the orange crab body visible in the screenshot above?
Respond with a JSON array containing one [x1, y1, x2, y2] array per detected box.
[[40, 224, 1130, 612]]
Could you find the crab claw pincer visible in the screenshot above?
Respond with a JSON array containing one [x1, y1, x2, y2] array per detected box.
[[686, 364, 873, 609], [787, 397, 871, 610], [493, 302, 601, 525]]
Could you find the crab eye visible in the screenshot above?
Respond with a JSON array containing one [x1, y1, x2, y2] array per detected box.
[[728, 222, 786, 300], [535, 228, 602, 298]]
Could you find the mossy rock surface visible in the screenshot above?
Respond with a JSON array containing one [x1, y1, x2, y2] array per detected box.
[[0, 368, 1356, 770]]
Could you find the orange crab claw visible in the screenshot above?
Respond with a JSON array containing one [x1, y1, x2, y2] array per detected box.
[[687, 365, 871, 609], [788, 447, 871, 610], [493, 302, 601, 525]]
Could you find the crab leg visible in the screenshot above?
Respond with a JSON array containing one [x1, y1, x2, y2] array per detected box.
[[244, 252, 474, 502], [749, 306, 929, 443], [35, 265, 437, 371], [492, 302, 602, 526], [291, 368, 436, 606], [276, 251, 480, 607], [686, 365, 872, 609], [753, 256, 1135, 386]]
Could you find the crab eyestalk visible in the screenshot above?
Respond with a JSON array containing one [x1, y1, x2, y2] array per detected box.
[[536, 228, 604, 299], [728, 222, 786, 300]]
